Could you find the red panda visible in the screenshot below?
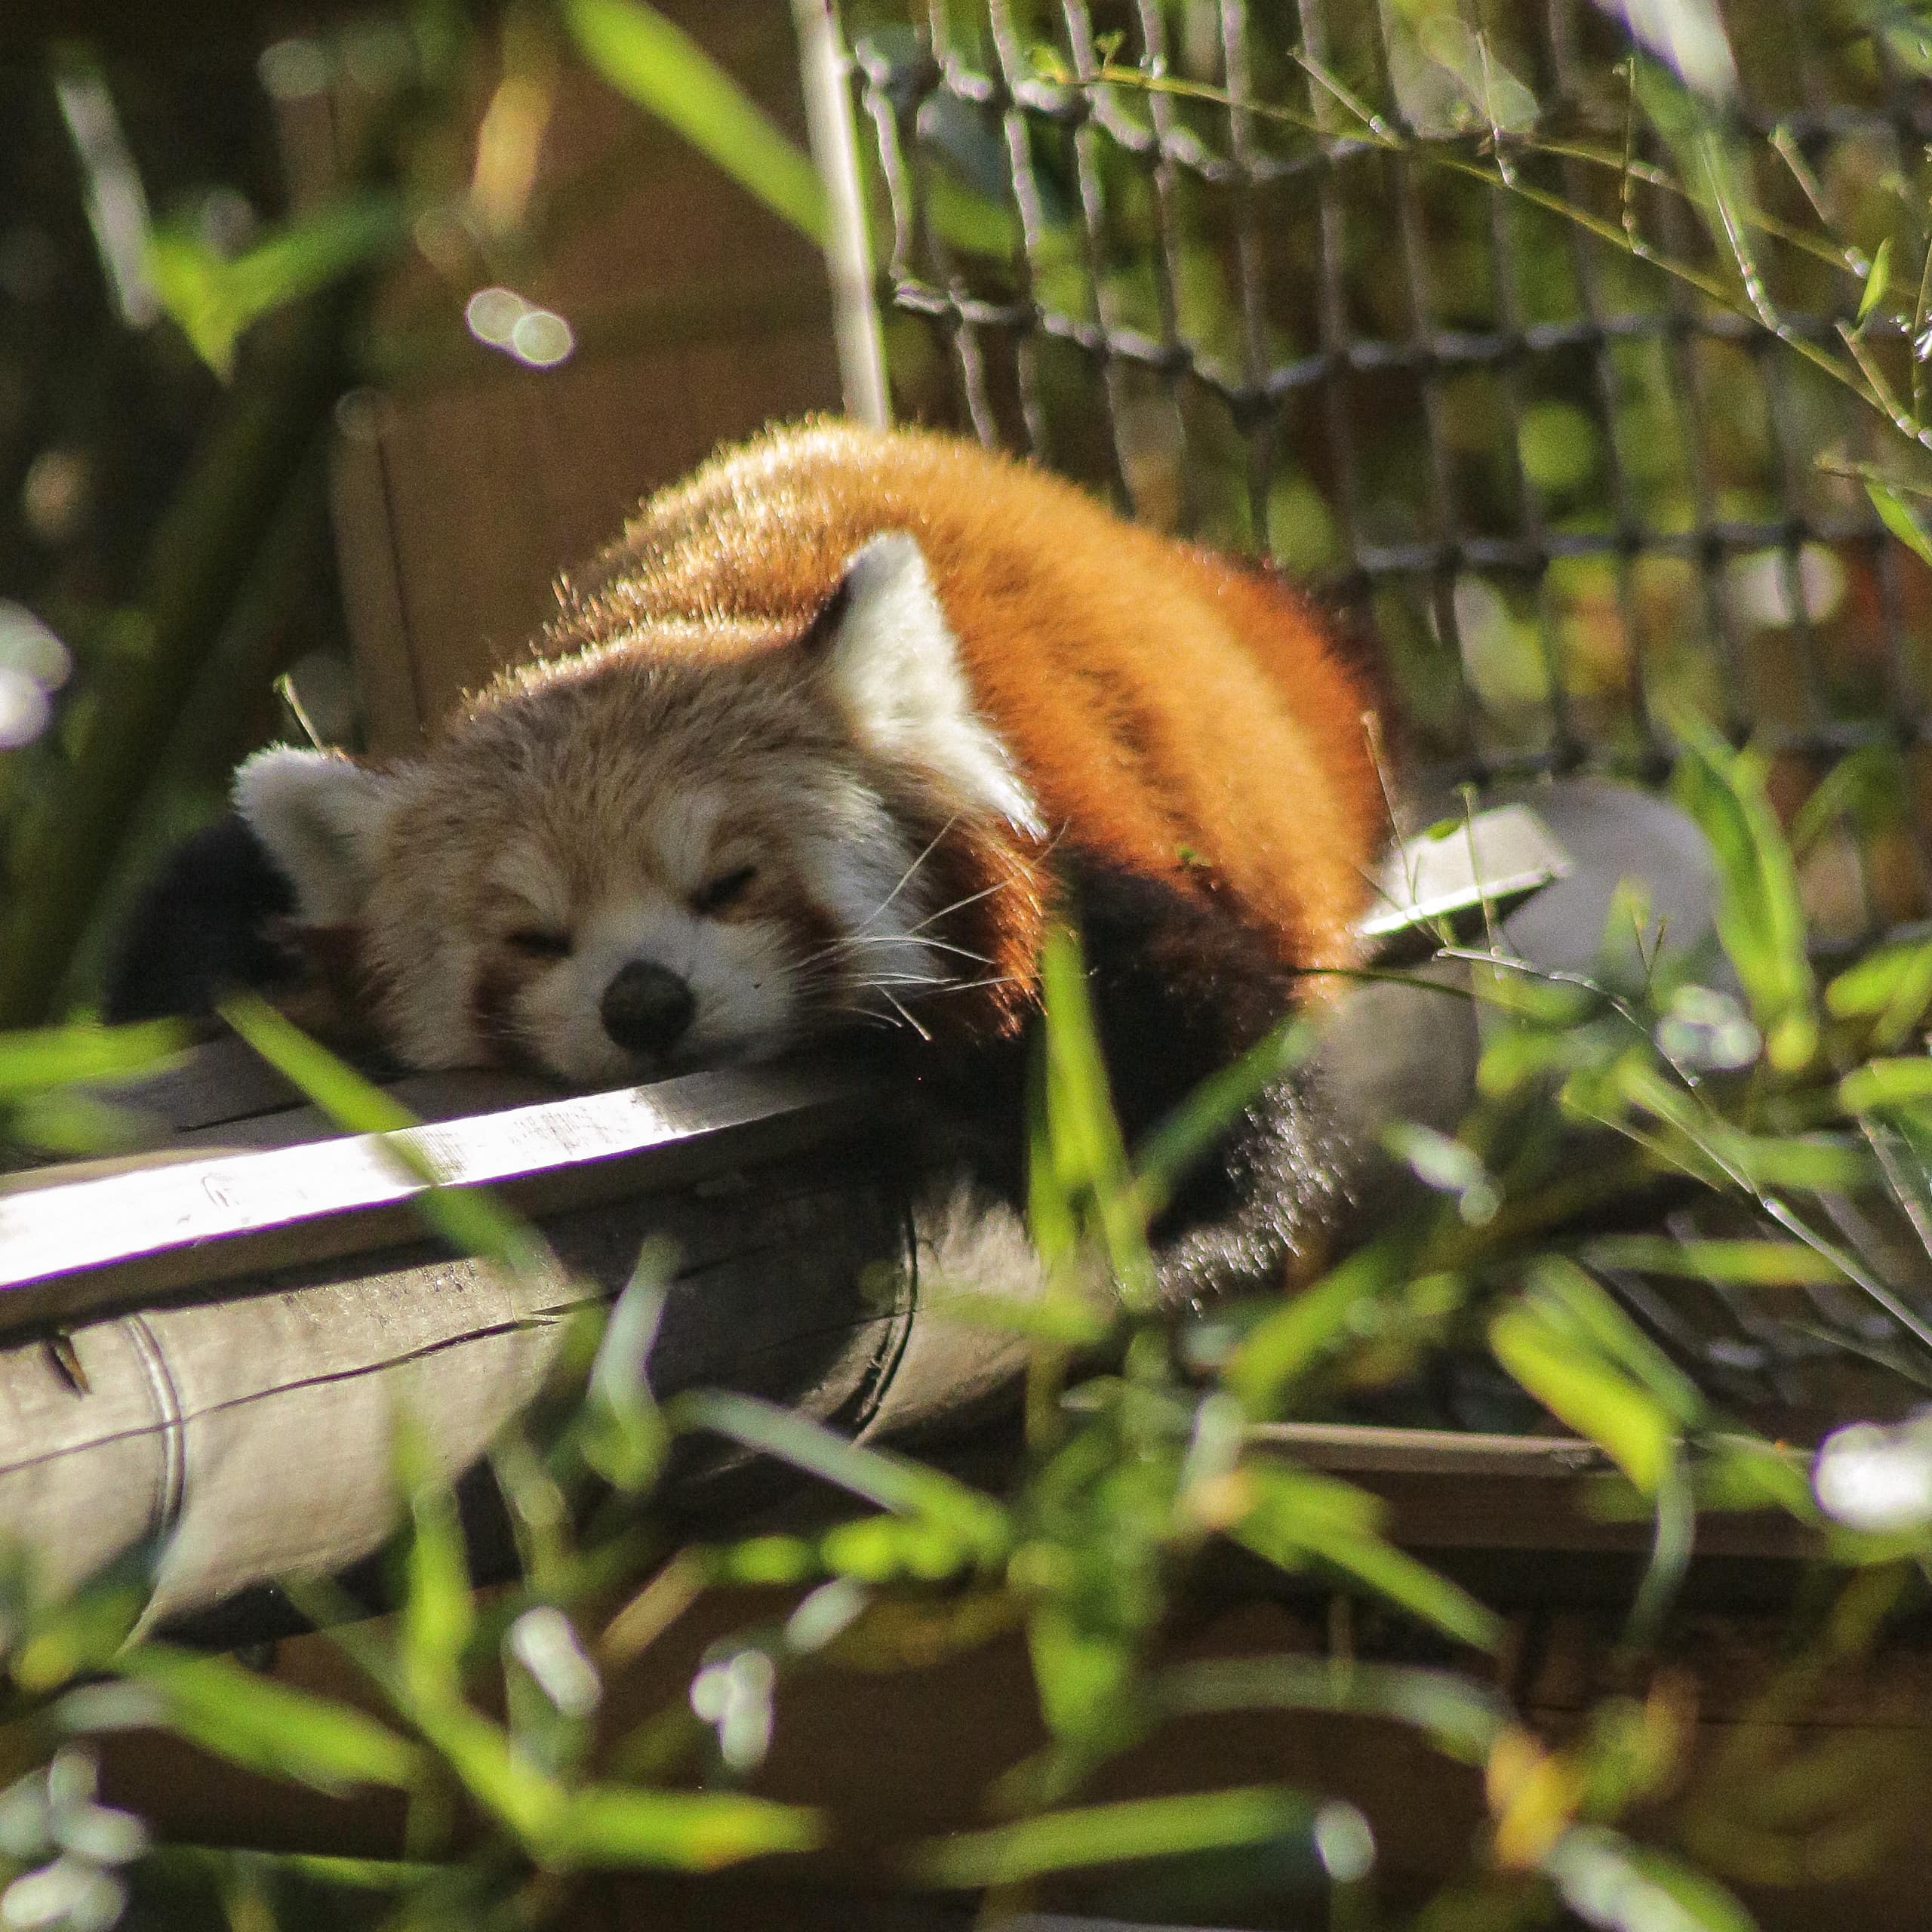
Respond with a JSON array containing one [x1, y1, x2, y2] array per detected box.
[[109, 420, 1389, 1302]]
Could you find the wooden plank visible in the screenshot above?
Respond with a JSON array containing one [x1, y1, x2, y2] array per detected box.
[[0, 1146, 913, 1623], [0, 1057, 892, 1326], [1254, 1421, 1611, 1478], [1253, 1423, 1817, 1561]]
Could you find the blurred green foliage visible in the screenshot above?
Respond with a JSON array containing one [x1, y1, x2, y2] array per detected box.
[[14, 2, 1932, 1928], [8, 731, 1932, 1926], [854, 0, 1932, 949], [0, 0, 825, 1033]]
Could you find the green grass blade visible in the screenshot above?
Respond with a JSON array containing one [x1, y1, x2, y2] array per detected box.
[[1527, 1258, 1706, 1426], [395, 1421, 476, 1711], [551, 1783, 823, 1869], [907, 1785, 1330, 1888], [1868, 480, 1932, 571], [563, 0, 825, 241], [117, 1646, 423, 1795], [1228, 1247, 1439, 1411], [1489, 1301, 1675, 1493], [149, 192, 405, 377], [1858, 235, 1894, 328], [1159, 1656, 1505, 1761], [1035, 922, 1157, 1307], [1579, 1235, 1849, 1288], [1546, 1826, 1757, 1932], [1669, 715, 1817, 1070], [0, 1019, 185, 1101], [1235, 1465, 1502, 1651], [672, 1389, 1009, 1557]]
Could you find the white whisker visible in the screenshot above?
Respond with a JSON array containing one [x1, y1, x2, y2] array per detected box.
[[854, 814, 960, 935], [878, 989, 933, 1042], [902, 878, 1010, 937], [817, 932, 995, 968]]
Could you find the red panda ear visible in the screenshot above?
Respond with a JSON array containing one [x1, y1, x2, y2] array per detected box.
[[804, 532, 1044, 837], [232, 746, 404, 927], [795, 562, 857, 657]]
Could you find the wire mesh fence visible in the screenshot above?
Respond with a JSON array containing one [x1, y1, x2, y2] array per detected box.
[[833, 0, 1932, 1416], [841, 0, 1932, 952]]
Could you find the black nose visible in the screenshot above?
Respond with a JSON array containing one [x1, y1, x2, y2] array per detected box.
[[600, 960, 695, 1057]]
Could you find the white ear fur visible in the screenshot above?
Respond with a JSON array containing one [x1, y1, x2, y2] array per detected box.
[[816, 532, 1044, 837], [232, 746, 399, 925]]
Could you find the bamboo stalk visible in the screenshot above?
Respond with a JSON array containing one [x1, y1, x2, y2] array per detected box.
[[791, 0, 888, 428]]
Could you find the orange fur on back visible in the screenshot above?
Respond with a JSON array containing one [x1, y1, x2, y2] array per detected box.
[[548, 420, 1386, 1009]]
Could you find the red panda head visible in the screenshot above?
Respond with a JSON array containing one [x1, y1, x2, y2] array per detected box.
[[235, 534, 1046, 1085]]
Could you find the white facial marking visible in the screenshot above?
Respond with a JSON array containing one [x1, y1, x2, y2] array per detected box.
[[822, 534, 1044, 839], [794, 777, 945, 1023], [386, 934, 485, 1072], [486, 845, 571, 933], [648, 787, 724, 894], [514, 888, 795, 1086]]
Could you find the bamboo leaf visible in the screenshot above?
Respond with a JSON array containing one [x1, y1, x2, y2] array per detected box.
[[1827, 937, 1932, 1050], [562, 0, 825, 241], [551, 1784, 822, 1869], [0, 1020, 184, 1101], [1669, 716, 1816, 1070], [1418, 17, 1540, 131], [1235, 1464, 1502, 1651], [673, 1389, 1010, 1558], [1792, 745, 1907, 859], [1841, 1055, 1932, 1115], [1869, 480, 1932, 571], [1858, 235, 1895, 328], [117, 1647, 422, 1795], [1158, 1656, 1506, 1761], [1229, 1248, 1444, 1411], [907, 1786, 1334, 1888], [149, 193, 405, 377], [395, 1425, 476, 1712], [1035, 922, 1155, 1305], [1489, 1302, 1675, 1493], [1546, 1825, 1757, 1932], [1527, 1258, 1706, 1425]]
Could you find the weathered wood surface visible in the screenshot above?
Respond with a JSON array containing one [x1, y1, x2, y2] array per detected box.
[[0, 1039, 918, 1623], [0, 1054, 891, 1322], [1252, 1423, 1813, 1561], [8, 1161, 914, 1625]]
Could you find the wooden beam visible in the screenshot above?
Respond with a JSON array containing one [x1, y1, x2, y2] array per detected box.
[[1254, 1422, 1816, 1560], [0, 1057, 891, 1327]]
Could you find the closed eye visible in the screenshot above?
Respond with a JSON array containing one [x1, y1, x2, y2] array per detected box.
[[506, 927, 572, 960], [691, 864, 757, 915]]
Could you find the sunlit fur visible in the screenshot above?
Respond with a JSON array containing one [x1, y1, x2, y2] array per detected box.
[[218, 421, 1389, 1291], [558, 419, 1386, 1015], [239, 640, 962, 1085]]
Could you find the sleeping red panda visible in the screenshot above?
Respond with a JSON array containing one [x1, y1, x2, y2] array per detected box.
[[109, 420, 1389, 1303]]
